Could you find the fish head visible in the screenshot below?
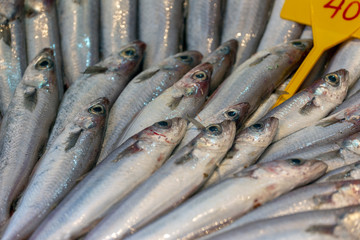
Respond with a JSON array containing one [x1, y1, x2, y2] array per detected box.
[[206, 102, 250, 128], [76, 97, 110, 130], [205, 39, 238, 70], [25, 0, 54, 17], [177, 62, 212, 98], [164, 51, 203, 71], [140, 118, 188, 146], [197, 120, 236, 151], [103, 40, 146, 76], [235, 117, 279, 147]]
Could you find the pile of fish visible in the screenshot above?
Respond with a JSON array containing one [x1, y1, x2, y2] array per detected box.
[[1, 0, 360, 239]]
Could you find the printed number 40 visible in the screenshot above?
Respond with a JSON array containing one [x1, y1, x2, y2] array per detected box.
[[324, 0, 360, 20]]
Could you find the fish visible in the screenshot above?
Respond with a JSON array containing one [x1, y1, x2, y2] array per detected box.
[[125, 159, 327, 240], [0, 0, 27, 115], [330, 88, 360, 115], [29, 118, 188, 240], [186, 0, 223, 57], [261, 69, 349, 142], [100, 0, 137, 59], [256, 0, 304, 51], [203, 117, 279, 189], [25, 0, 64, 98], [46, 41, 145, 148], [207, 206, 360, 240], [57, 0, 99, 87], [84, 120, 236, 240], [98, 50, 202, 163], [221, 0, 274, 67], [317, 161, 360, 183], [117, 62, 212, 145], [1, 97, 109, 240], [139, 0, 185, 68], [0, 48, 59, 228], [175, 39, 313, 151]]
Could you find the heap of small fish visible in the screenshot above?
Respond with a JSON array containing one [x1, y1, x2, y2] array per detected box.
[[1, 0, 360, 239]]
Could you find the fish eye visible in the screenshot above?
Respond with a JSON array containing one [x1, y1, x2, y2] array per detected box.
[[192, 70, 207, 81], [291, 41, 306, 50], [250, 122, 264, 131], [219, 46, 230, 55], [324, 73, 340, 87], [286, 158, 305, 166], [224, 109, 239, 120], [176, 55, 193, 63], [35, 57, 54, 70], [88, 104, 105, 115], [121, 47, 136, 57], [155, 120, 172, 129], [206, 124, 222, 136]]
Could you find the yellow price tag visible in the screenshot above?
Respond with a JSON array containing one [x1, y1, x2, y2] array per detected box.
[[273, 0, 360, 108]]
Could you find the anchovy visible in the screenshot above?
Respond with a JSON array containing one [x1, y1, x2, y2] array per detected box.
[[331, 88, 360, 115], [0, 48, 59, 228], [317, 161, 360, 182], [118, 62, 212, 145], [125, 159, 327, 240], [203, 117, 279, 188], [1, 98, 109, 240], [98, 50, 202, 162], [25, 0, 63, 98], [221, 0, 274, 67], [0, 0, 27, 115], [100, 0, 137, 59], [186, 0, 222, 57], [47, 41, 145, 148], [85, 121, 236, 240], [29, 118, 188, 240], [57, 0, 99, 87]]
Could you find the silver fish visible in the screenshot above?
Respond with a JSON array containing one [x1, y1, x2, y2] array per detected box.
[[139, 0, 185, 68], [98, 50, 202, 163], [57, 0, 99, 87], [203, 117, 279, 188], [331, 87, 360, 115], [0, 0, 27, 115], [46, 41, 145, 148], [25, 0, 63, 98], [261, 69, 349, 142], [125, 159, 327, 240], [207, 206, 360, 240], [29, 118, 188, 240], [0, 48, 59, 228], [317, 161, 360, 182], [176, 39, 313, 151], [186, 0, 222, 57], [118, 62, 212, 145], [221, 0, 274, 67], [101, 0, 137, 59], [85, 121, 236, 240], [257, 0, 304, 51], [1, 98, 109, 240]]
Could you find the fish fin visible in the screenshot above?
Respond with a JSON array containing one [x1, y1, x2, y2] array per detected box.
[[0, 23, 11, 47], [65, 129, 83, 151], [161, 64, 176, 71], [23, 86, 37, 112], [174, 151, 194, 164], [306, 224, 336, 235], [300, 97, 318, 115], [274, 90, 289, 96], [325, 170, 353, 181], [133, 68, 160, 83], [167, 95, 184, 110], [73, 0, 81, 4], [316, 148, 342, 161], [249, 53, 271, 67], [185, 114, 205, 130], [75, 172, 89, 184], [316, 117, 344, 127], [112, 141, 143, 163], [82, 66, 108, 75]]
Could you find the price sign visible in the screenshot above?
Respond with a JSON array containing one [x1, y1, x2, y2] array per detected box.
[[273, 0, 360, 108]]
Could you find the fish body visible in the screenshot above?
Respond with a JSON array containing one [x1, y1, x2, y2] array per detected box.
[[29, 118, 187, 240], [317, 161, 360, 182], [0, 48, 59, 228], [85, 121, 236, 240], [98, 50, 202, 162]]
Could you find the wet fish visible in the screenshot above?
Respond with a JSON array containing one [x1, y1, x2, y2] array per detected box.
[[0, 48, 59, 228], [126, 159, 327, 240], [47, 41, 145, 148], [2, 98, 109, 240], [203, 117, 279, 188], [139, 0, 185, 68], [176, 39, 312, 151], [207, 206, 360, 240], [98, 50, 202, 162], [186, 0, 222, 57], [25, 0, 63, 98], [29, 118, 188, 240], [331, 88, 360, 115], [118, 62, 212, 145], [57, 0, 99, 87], [0, 0, 27, 115], [221, 0, 273, 67], [261, 69, 349, 142], [85, 121, 236, 240], [101, 0, 137, 59], [317, 161, 360, 183]]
